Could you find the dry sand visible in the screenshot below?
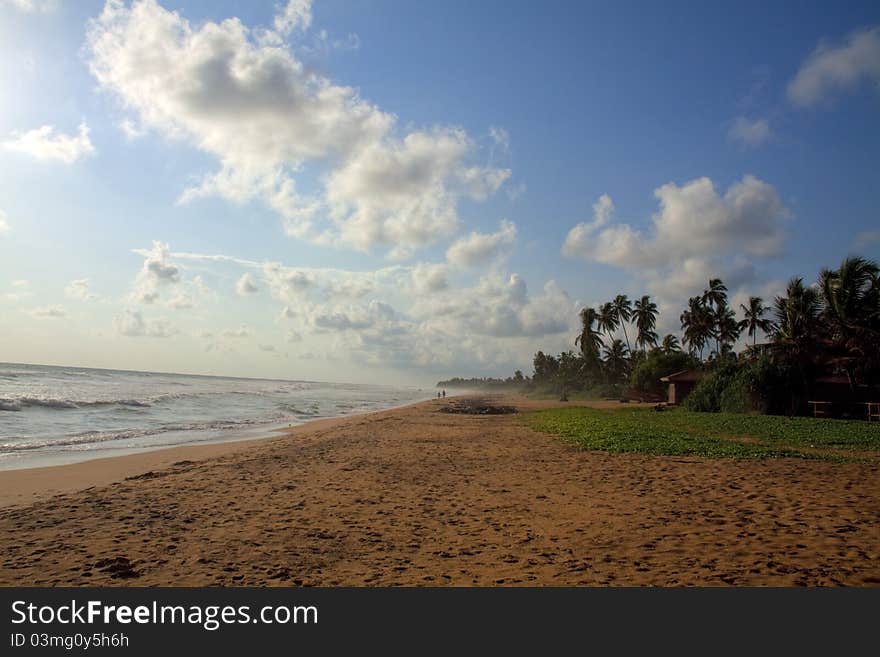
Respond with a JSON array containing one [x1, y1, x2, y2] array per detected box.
[[0, 395, 877, 586]]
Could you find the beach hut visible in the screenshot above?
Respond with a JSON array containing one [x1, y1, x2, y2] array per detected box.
[[660, 370, 705, 405]]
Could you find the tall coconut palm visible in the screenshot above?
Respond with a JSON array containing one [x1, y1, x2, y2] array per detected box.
[[773, 277, 821, 356], [819, 256, 879, 330], [633, 295, 659, 352], [660, 334, 681, 354], [680, 296, 713, 360], [715, 303, 741, 354], [596, 301, 618, 343], [817, 256, 880, 384], [738, 296, 774, 347], [702, 278, 729, 356], [772, 277, 823, 411], [611, 294, 633, 353], [703, 278, 728, 310], [575, 306, 604, 366], [602, 339, 629, 383]]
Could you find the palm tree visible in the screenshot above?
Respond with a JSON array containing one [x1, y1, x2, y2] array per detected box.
[[660, 334, 681, 354], [680, 296, 712, 360], [738, 296, 774, 347], [773, 278, 821, 346], [611, 294, 633, 353], [703, 278, 728, 310], [633, 295, 659, 353], [715, 303, 741, 354], [772, 277, 823, 412], [819, 256, 879, 330], [702, 278, 729, 356], [602, 339, 629, 383], [817, 256, 880, 384], [575, 306, 604, 366], [596, 301, 618, 343]]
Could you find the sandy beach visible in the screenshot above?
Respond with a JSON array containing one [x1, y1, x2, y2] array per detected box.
[[0, 395, 877, 586]]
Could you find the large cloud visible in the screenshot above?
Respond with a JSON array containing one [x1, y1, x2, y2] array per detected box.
[[162, 245, 577, 374], [563, 176, 791, 338], [446, 219, 517, 267], [3, 123, 94, 163], [563, 175, 788, 267], [788, 25, 880, 107], [87, 0, 509, 256]]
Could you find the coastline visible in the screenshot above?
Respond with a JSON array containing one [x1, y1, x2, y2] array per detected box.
[[0, 394, 877, 586], [0, 397, 436, 508]]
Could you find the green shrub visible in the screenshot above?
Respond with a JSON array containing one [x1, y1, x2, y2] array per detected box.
[[683, 361, 740, 412], [719, 375, 754, 413]]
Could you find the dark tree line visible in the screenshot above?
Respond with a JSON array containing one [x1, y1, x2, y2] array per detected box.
[[445, 255, 880, 414]]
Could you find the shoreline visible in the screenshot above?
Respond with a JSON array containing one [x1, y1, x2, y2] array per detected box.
[[0, 391, 441, 473], [0, 394, 877, 586], [0, 396, 440, 508]]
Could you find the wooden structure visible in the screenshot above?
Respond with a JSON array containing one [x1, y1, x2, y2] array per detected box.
[[660, 370, 705, 405]]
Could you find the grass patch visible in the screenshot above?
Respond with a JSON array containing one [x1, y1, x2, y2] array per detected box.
[[526, 406, 880, 460]]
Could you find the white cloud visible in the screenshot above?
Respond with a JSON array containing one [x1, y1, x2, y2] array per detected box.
[[64, 278, 99, 301], [728, 116, 772, 148], [114, 309, 176, 337], [148, 246, 581, 374], [3, 122, 94, 163], [118, 118, 146, 140], [411, 263, 448, 294], [308, 299, 396, 332], [258, 343, 276, 352], [273, 0, 312, 36], [563, 177, 791, 340], [130, 241, 180, 303], [28, 305, 66, 318], [446, 219, 517, 267], [1, 0, 60, 13], [86, 0, 509, 256], [325, 128, 509, 254], [0, 209, 8, 233], [235, 272, 259, 296], [489, 126, 510, 151], [562, 176, 788, 267], [301, 28, 360, 57], [408, 273, 576, 342], [788, 25, 880, 107]]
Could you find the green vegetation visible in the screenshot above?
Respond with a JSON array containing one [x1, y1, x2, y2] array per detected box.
[[527, 406, 880, 460], [439, 255, 880, 418]]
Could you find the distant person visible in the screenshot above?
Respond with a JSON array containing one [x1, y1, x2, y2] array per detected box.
[[437, 392, 441, 399], [442, 389, 446, 398]]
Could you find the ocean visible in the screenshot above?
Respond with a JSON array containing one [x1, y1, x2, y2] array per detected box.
[[0, 362, 431, 470]]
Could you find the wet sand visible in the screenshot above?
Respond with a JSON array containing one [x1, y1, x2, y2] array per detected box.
[[0, 396, 877, 586]]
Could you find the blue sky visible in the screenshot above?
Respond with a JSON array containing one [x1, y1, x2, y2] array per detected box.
[[0, 0, 878, 384]]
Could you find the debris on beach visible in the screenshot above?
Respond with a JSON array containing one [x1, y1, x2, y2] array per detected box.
[[439, 399, 517, 415]]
